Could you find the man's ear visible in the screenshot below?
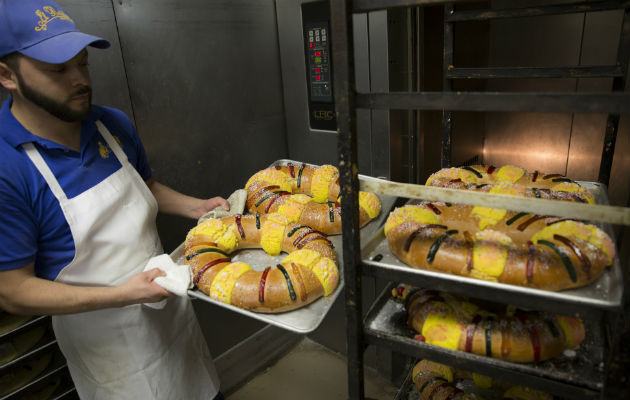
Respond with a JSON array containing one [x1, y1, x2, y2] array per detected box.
[[0, 62, 18, 91]]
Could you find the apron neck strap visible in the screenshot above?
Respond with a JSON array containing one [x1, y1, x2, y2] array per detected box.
[[22, 142, 67, 201], [95, 121, 128, 163]]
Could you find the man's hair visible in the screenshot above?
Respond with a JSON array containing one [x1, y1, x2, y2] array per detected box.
[[0, 52, 21, 72]]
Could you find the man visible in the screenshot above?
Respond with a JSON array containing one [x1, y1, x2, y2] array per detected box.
[[0, 1, 227, 398]]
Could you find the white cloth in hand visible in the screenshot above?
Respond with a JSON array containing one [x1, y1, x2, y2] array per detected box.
[[198, 189, 247, 224], [142, 254, 192, 297]]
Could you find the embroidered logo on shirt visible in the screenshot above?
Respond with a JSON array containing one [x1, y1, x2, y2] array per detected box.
[[97, 136, 122, 159], [34, 7, 73, 32]]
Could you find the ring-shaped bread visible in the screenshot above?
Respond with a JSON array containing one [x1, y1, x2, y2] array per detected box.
[[426, 164, 595, 204], [402, 287, 584, 363], [385, 164, 615, 291], [184, 213, 339, 313], [245, 163, 382, 235], [411, 359, 553, 400]]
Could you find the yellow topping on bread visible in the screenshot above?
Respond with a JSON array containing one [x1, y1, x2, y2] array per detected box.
[[426, 167, 461, 185], [283, 249, 339, 296], [470, 230, 512, 281], [421, 302, 462, 350], [210, 262, 252, 303], [283, 248, 321, 267], [496, 165, 526, 183], [551, 182, 595, 204], [245, 169, 293, 192], [384, 206, 440, 236], [412, 360, 454, 383], [311, 256, 339, 296], [471, 184, 524, 230], [359, 191, 381, 219], [310, 164, 339, 203], [530, 221, 615, 263], [472, 373, 493, 389], [260, 213, 289, 256], [555, 316, 585, 348], [186, 218, 237, 251], [276, 195, 309, 222]]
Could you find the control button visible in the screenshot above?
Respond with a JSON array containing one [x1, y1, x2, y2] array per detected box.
[[309, 36, 313, 42], [315, 36, 320, 42], [322, 35, 327, 42], [315, 29, 320, 36], [322, 29, 326, 35], [309, 30, 313, 36]]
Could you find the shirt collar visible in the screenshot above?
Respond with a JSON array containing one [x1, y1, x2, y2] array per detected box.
[[0, 98, 103, 150]]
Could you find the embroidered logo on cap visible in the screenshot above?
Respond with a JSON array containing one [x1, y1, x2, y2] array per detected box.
[[35, 6, 73, 32]]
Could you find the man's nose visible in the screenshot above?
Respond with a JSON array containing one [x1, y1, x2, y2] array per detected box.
[[68, 65, 90, 86]]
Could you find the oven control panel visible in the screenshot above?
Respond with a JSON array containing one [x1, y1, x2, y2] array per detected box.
[[302, 2, 336, 131], [305, 24, 331, 102]]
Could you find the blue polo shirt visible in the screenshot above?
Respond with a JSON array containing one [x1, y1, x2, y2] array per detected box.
[[0, 99, 152, 280]]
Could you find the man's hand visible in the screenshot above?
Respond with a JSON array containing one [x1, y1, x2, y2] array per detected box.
[[146, 179, 229, 220], [199, 196, 230, 217], [117, 268, 172, 305]]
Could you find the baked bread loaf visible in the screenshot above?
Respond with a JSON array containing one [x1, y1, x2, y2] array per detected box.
[[427, 165, 595, 204], [245, 163, 381, 235], [385, 167, 615, 291], [404, 288, 584, 363], [412, 359, 553, 400], [184, 213, 339, 313]]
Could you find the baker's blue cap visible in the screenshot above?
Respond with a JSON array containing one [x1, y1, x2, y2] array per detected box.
[[0, 0, 110, 64]]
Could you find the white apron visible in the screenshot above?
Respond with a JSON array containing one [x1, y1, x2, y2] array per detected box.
[[23, 121, 220, 400]]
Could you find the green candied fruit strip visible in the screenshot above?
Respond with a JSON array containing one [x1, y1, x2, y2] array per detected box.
[[538, 240, 577, 282], [186, 247, 229, 260], [276, 264, 296, 301]]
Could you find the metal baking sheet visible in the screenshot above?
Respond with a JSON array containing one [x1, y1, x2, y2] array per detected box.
[[171, 159, 398, 334], [361, 181, 624, 317], [366, 284, 604, 399]]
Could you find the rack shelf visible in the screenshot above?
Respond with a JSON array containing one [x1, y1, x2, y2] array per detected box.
[[364, 284, 605, 399]]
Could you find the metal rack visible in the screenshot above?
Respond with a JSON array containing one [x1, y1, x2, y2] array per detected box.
[[0, 313, 77, 400], [330, 0, 630, 399]]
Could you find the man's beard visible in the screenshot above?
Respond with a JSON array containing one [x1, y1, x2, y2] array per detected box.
[[18, 78, 92, 122]]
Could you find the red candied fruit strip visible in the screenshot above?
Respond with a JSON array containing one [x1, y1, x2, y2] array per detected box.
[[526, 240, 535, 283], [414, 334, 426, 342], [516, 313, 541, 362], [258, 266, 271, 303], [517, 215, 546, 232], [426, 203, 441, 215], [465, 315, 482, 352], [235, 215, 245, 239], [194, 258, 231, 285]]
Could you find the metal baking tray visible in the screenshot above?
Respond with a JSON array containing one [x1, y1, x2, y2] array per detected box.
[[171, 159, 398, 334], [361, 181, 624, 317], [366, 284, 605, 400]]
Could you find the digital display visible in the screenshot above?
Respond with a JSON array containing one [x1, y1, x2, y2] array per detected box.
[[302, 2, 335, 131]]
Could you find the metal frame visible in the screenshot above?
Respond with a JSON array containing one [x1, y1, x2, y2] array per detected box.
[[331, 0, 630, 399]]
